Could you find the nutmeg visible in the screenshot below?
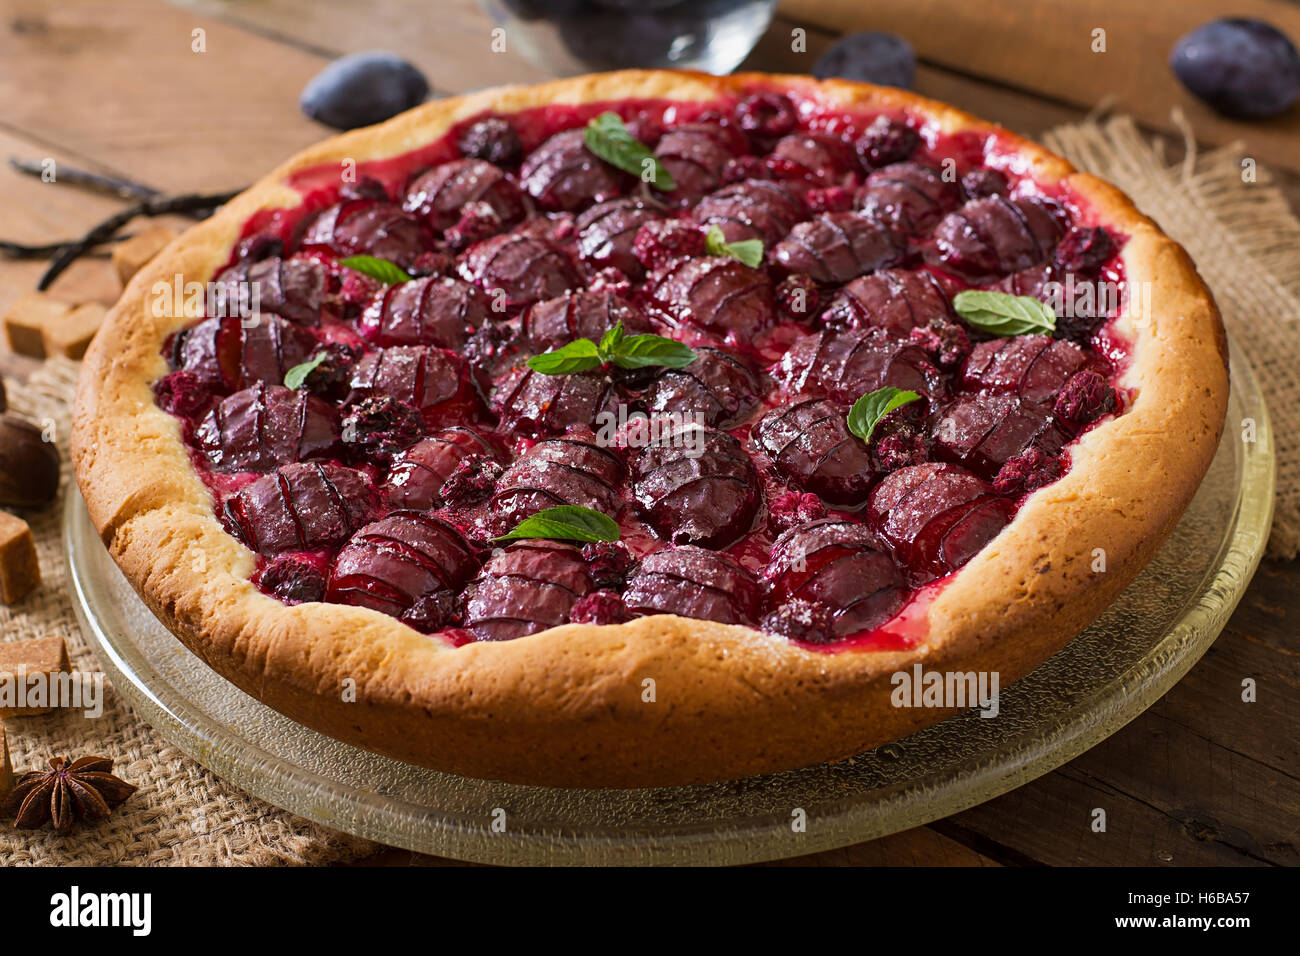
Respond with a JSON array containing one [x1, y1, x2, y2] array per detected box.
[[0, 414, 60, 510]]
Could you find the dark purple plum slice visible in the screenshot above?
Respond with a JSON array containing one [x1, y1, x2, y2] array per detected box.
[[692, 178, 806, 244], [327, 512, 479, 622], [491, 366, 619, 438], [820, 268, 955, 335], [457, 228, 579, 309], [866, 462, 1014, 582], [358, 275, 489, 349], [519, 128, 625, 212], [643, 346, 761, 429], [223, 462, 377, 556], [961, 335, 1089, 403], [644, 255, 775, 336], [299, 199, 434, 270], [776, 326, 945, 405], [771, 212, 904, 284], [348, 345, 482, 429], [402, 158, 526, 231], [623, 546, 761, 626], [464, 540, 593, 641], [753, 398, 875, 507], [631, 424, 760, 549], [194, 383, 340, 473], [763, 519, 905, 635], [520, 290, 650, 352], [383, 426, 503, 510], [575, 196, 666, 279], [489, 432, 624, 530], [929, 393, 1071, 481], [174, 314, 316, 394], [213, 255, 325, 326], [855, 162, 962, 236]]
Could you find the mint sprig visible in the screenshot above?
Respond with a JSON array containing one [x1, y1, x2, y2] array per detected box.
[[704, 225, 764, 268], [526, 321, 695, 375], [953, 290, 1055, 336], [339, 254, 412, 285], [846, 386, 922, 444], [283, 353, 328, 390], [582, 112, 675, 190], [493, 505, 620, 544]]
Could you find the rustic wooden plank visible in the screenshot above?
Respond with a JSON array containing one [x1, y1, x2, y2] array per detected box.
[[183, 0, 554, 93], [779, 0, 1300, 172], [0, 0, 329, 192]]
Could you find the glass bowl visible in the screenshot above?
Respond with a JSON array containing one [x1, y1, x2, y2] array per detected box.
[[66, 340, 1273, 864]]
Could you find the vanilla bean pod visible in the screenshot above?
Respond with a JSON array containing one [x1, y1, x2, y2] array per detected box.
[[8, 157, 159, 202], [38, 188, 242, 290], [0, 234, 129, 259]]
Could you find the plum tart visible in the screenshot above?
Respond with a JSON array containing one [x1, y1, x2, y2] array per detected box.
[[73, 71, 1227, 787]]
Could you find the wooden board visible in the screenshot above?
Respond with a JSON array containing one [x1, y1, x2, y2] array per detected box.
[[780, 0, 1300, 172]]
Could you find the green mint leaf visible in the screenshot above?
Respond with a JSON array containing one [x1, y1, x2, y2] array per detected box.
[[582, 112, 676, 190], [846, 386, 922, 444], [525, 338, 603, 375], [704, 225, 763, 268], [338, 254, 412, 285], [952, 290, 1056, 336], [283, 353, 328, 391], [598, 321, 625, 360], [493, 505, 621, 544], [610, 333, 697, 370]]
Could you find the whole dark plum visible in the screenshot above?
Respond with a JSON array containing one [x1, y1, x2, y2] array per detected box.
[[812, 32, 916, 89], [299, 52, 430, 130], [1170, 18, 1300, 119]]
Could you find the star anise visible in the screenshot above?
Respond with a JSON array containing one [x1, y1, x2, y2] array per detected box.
[[5, 755, 137, 833]]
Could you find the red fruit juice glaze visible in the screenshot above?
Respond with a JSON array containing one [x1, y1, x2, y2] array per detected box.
[[187, 88, 1134, 653]]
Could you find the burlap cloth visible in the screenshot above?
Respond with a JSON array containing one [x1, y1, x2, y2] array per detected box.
[[0, 114, 1296, 866]]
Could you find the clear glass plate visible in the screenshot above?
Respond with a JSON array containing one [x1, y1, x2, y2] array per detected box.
[[66, 342, 1274, 865]]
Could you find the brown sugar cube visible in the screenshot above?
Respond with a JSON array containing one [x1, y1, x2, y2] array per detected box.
[[43, 302, 106, 360], [112, 224, 178, 285], [0, 511, 41, 605], [0, 726, 12, 802], [0, 636, 68, 718], [2, 293, 71, 359]]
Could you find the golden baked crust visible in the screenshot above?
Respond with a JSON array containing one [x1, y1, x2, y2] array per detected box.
[[71, 71, 1228, 787]]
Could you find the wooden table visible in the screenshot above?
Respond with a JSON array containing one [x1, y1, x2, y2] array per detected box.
[[1, 0, 1294, 866]]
